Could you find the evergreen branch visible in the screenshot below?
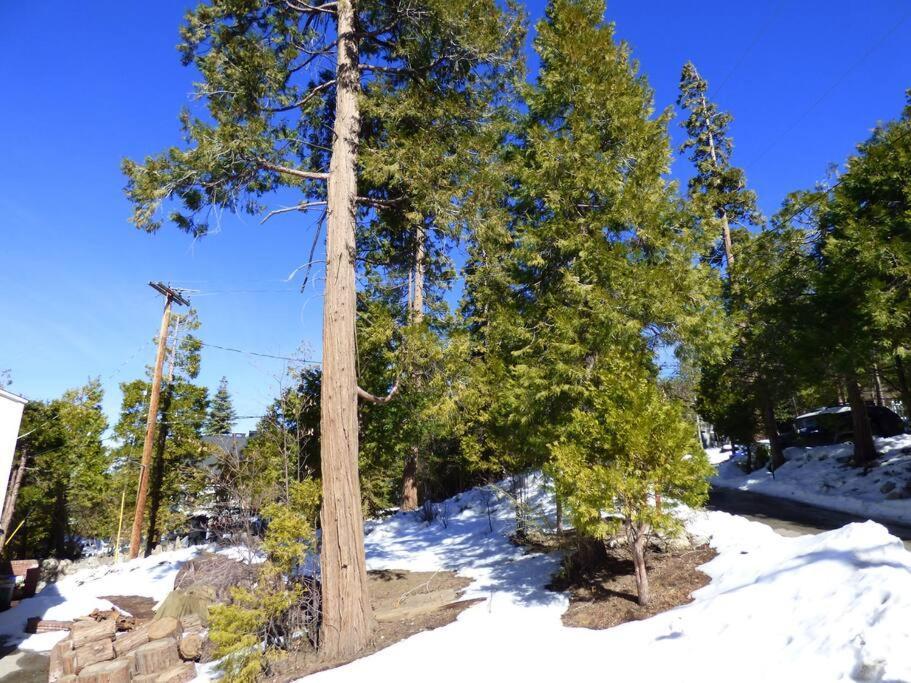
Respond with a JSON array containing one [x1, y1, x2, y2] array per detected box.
[[355, 196, 406, 209], [285, 0, 337, 14], [264, 79, 337, 113]]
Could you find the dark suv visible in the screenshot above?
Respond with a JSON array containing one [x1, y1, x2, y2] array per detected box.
[[782, 404, 905, 447]]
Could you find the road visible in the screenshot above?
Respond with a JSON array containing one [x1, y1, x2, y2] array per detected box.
[[708, 486, 911, 550]]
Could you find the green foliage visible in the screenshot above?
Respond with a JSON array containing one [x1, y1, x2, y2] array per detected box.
[[11, 380, 110, 558], [207, 376, 237, 435], [552, 367, 711, 538], [209, 478, 320, 683]]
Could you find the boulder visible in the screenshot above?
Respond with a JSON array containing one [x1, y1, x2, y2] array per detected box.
[[880, 481, 896, 494]]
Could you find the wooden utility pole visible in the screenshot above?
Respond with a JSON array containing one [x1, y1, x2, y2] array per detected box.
[[128, 282, 189, 559]]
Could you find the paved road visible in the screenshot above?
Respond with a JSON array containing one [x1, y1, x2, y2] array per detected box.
[[708, 486, 911, 550]]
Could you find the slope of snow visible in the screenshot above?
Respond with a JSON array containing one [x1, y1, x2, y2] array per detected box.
[[713, 435, 911, 525], [305, 476, 911, 683]]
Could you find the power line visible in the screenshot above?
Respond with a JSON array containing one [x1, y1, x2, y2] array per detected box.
[[749, 7, 911, 166], [197, 340, 321, 364]]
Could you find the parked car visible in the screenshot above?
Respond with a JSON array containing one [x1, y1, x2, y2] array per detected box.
[[782, 404, 905, 447]]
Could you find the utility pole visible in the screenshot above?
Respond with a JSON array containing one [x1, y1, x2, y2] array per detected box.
[[128, 282, 189, 559]]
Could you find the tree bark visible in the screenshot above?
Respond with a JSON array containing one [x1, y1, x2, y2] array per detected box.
[[555, 493, 563, 533], [629, 523, 650, 607], [895, 355, 911, 418], [0, 447, 28, 547], [846, 376, 876, 466], [760, 392, 785, 470], [701, 92, 734, 270], [400, 450, 418, 512], [873, 363, 885, 406], [318, 0, 375, 658], [399, 227, 425, 512]]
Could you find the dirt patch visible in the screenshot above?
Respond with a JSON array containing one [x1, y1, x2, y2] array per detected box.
[[550, 539, 717, 629], [268, 569, 478, 681]]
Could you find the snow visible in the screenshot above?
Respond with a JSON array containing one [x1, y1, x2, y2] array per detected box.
[[7, 473, 911, 681], [0, 546, 206, 652], [713, 435, 911, 525], [303, 476, 911, 683]]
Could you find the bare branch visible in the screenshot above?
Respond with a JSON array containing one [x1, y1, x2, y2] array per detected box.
[[357, 380, 399, 404], [257, 160, 329, 181], [286, 0, 337, 14], [260, 201, 328, 223], [265, 79, 337, 113]]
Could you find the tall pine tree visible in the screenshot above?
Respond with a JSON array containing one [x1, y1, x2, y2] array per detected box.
[[123, 0, 523, 655], [207, 376, 237, 435]]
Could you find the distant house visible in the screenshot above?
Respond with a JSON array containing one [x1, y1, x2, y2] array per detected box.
[[0, 389, 28, 518]]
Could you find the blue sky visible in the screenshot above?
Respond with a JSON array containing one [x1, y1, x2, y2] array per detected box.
[[1, 0, 909, 432]]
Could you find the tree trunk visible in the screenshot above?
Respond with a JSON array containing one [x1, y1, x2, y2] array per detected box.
[[846, 377, 876, 466], [400, 449, 418, 512], [895, 355, 911, 418], [630, 523, 650, 607], [53, 482, 68, 558], [145, 386, 172, 557], [701, 93, 734, 270], [554, 494, 563, 534], [0, 447, 28, 547], [760, 392, 785, 470], [318, 0, 375, 659], [398, 227, 425, 512], [873, 363, 885, 406]]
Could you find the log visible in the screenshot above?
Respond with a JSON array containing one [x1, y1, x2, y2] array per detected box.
[[74, 639, 114, 672], [113, 626, 149, 657], [71, 620, 116, 648], [177, 613, 202, 634], [132, 638, 179, 676], [155, 662, 196, 683], [177, 633, 202, 662], [147, 617, 180, 641], [49, 638, 74, 681], [75, 658, 130, 683]]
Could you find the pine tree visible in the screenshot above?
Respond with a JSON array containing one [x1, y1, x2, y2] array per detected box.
[[207, 377, 237, 435], [677, 62, 762, 270], [123, 0, 523, 656]]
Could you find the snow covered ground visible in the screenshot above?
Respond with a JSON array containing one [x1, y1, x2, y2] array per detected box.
[[6, 475, 911, 681], [711, 435, 911, 525]]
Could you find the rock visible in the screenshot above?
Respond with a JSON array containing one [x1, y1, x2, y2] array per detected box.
[[133, 638, 179, 676], [886, 490, 909, 500], [71, 619, 117, 648], [148, 617, 181, 641], [132, 675, 160, 683], [155, 662, 196, 683], [74, 638, 115, 672], [178, 633, 202, 661], [113, 626, 149, 657], [880, 481, 896, 494], [58, 676, 77, 683], [75, 657, 129, 683]]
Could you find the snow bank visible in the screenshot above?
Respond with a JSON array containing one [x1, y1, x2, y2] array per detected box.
[[713, 435, 911, 525], [0, 546, 206, 651], [305, 476, 911, 683]]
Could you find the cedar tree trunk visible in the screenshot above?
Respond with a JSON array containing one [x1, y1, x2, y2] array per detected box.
[[895, 355, 911, 418], [400, 228, 425, 512], [318, 0, 375, 658], [629, 522, 650, 607], [846, 377, 876, 466], [761, 392, 785, 470], [0, 448, 28, 548]]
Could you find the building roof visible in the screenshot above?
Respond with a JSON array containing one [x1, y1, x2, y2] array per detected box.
[[0, 388, 28, 405]]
